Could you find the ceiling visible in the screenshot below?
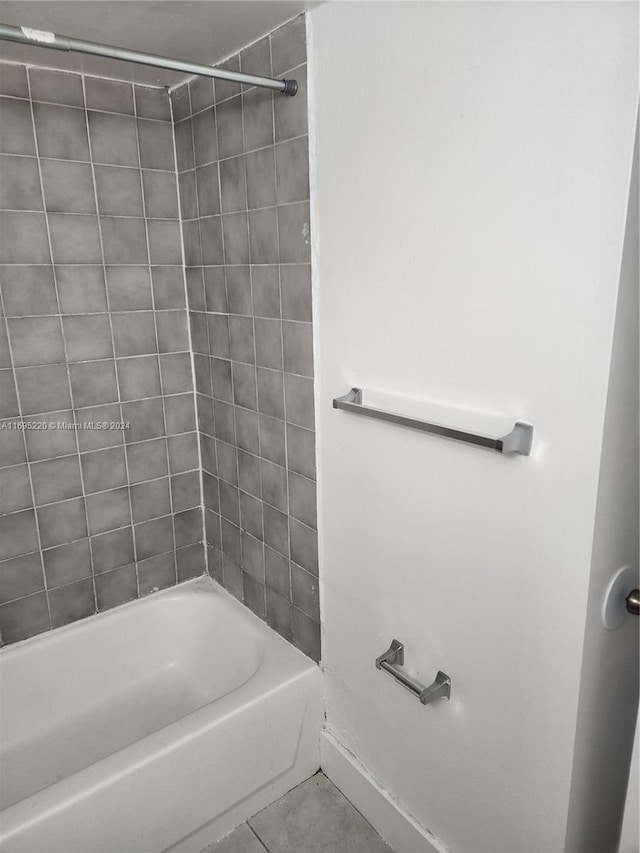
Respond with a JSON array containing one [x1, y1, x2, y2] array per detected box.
[[0, 1, 319, 87]]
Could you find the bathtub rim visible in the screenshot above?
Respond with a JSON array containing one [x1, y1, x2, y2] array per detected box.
[[0, 575, 322, 843]]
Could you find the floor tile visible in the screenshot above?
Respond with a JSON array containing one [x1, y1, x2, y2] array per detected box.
[[248, 773, 394, 853], [202, 821, 266, 852]]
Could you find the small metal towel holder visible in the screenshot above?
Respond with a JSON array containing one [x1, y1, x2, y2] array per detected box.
[[333, 388, 533, 456], [376, 640, 451, 706]]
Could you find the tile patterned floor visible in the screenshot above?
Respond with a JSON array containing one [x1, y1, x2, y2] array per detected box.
[[200, 772, 395, 853]]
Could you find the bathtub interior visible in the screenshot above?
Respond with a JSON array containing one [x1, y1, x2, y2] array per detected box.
[[0, 581, 263, 810]]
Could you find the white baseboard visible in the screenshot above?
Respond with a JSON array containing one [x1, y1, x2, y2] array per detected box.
[[320, 729, 450, 853]]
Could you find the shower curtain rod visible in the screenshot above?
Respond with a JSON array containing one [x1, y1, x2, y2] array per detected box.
[[0, 23, 298, 95]]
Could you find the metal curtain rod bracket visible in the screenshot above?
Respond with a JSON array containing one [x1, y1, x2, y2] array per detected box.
[[0, 23, 298, 96], [333, 388, 534, 456], [376, 640, 451, 706]]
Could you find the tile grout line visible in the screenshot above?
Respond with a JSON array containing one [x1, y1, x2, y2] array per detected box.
[[246, 821, 271, 853], [79, 71, 135, 609], [270, 31, 294, 629], [0, 274, 33, 643], [187, 77, 214, 580], [241, 46, 265, 617], [23, 65, 81, 629], [211, 77, 235, 595], [136, 81, 178, 591]]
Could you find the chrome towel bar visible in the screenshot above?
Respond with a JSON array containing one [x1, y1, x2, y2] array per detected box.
[[333, 388, 533, 456], [375, 640, 451, 706]]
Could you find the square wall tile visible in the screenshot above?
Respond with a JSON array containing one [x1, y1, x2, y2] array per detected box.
[[243, 88, 274, 153], [0, 212, 50, 264], [0, 509, 39, 561], [0, 370, 20, 419], [88, 111, 139, 166], [138, 118, 175, 170], [24, 408, 77, 462], [216, 96, 243, 159], [41, 159, 96, 214], [0, 65, 29, 99], [49, 578, 95, 628], [138, 552, 176, 594], [29, 68, 84, 108], [156, 311, 188, 354], [0, 552, 44, 604], [240, 36, 271, 80], [168, 432, 199, 474], [86, 487, 131, 536], [85, 77, 134, 114], [57, 265, 107, 313], [131, 477, 171, 523], [37, 497, 87, 549], [135, 87, 171, 121], [142, 170, 179, 219], [62, 314, 114, 362], [148, 219, 182, 265], [192, 107, 217, 166], [48, 214, 101, 264], [274, 63, 308, 143], [195, 163, 220, 216], [126, 438, 168, 483], [122, 397, 166, 443], [95, 564, 137, 610], [16, 364, 72, 415], [219, 156, 247, 214], [100, 216, 149, 265], [0, 464, 32, 515], [0, 265, 57, 317], [134, 515, 174, 560], [164, 393, 197, 435], [271, 16, 306, 77], [280, 264, 312, 322], [33, 102, 89, 161], [81, 446, 127, 494], [277, 202, 310, 264], [7, 317, 65, 367], [43, 539, 92, 588], [282, 321, 313, 377], [0, 592, 50, 643], [200, 215, 225, 265], [189, 76, 214, 114], [152, 267, 186, 309], [275, 136, 310, 205], [91, 526, 134, 572], [94, 165, 144, 216], [0, 97, 35, 155], [249, 207, 279, 265], [105, 266, 152, 311], [112, 311, 157, 357], [117, 355, 161, 401], [160, 353, 193, 395], [252, 265, 281, 319], [214, 57, 241, 104], [245, 147, 277, 210], [69, 359, 118, 408], [31, 455, 83, 506], [176, 542, 205, 580], [0, 154, 43, 211]]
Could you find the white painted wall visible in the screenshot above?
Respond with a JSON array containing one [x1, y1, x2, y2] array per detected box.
[[565, 118, 639, 852], [309, 3, 639, 851]]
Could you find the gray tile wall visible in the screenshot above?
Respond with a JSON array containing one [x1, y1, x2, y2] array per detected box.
[[170, 15, 320, 661], [0, 64, 203, 645]]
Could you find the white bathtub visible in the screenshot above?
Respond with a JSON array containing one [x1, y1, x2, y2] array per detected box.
[[0, 577, 323, 853]]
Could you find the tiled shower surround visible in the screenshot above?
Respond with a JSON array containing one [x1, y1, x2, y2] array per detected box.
[[171, 15, 319, 660], [0, 61, 203, 645], [0, 15, 319, 660]]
